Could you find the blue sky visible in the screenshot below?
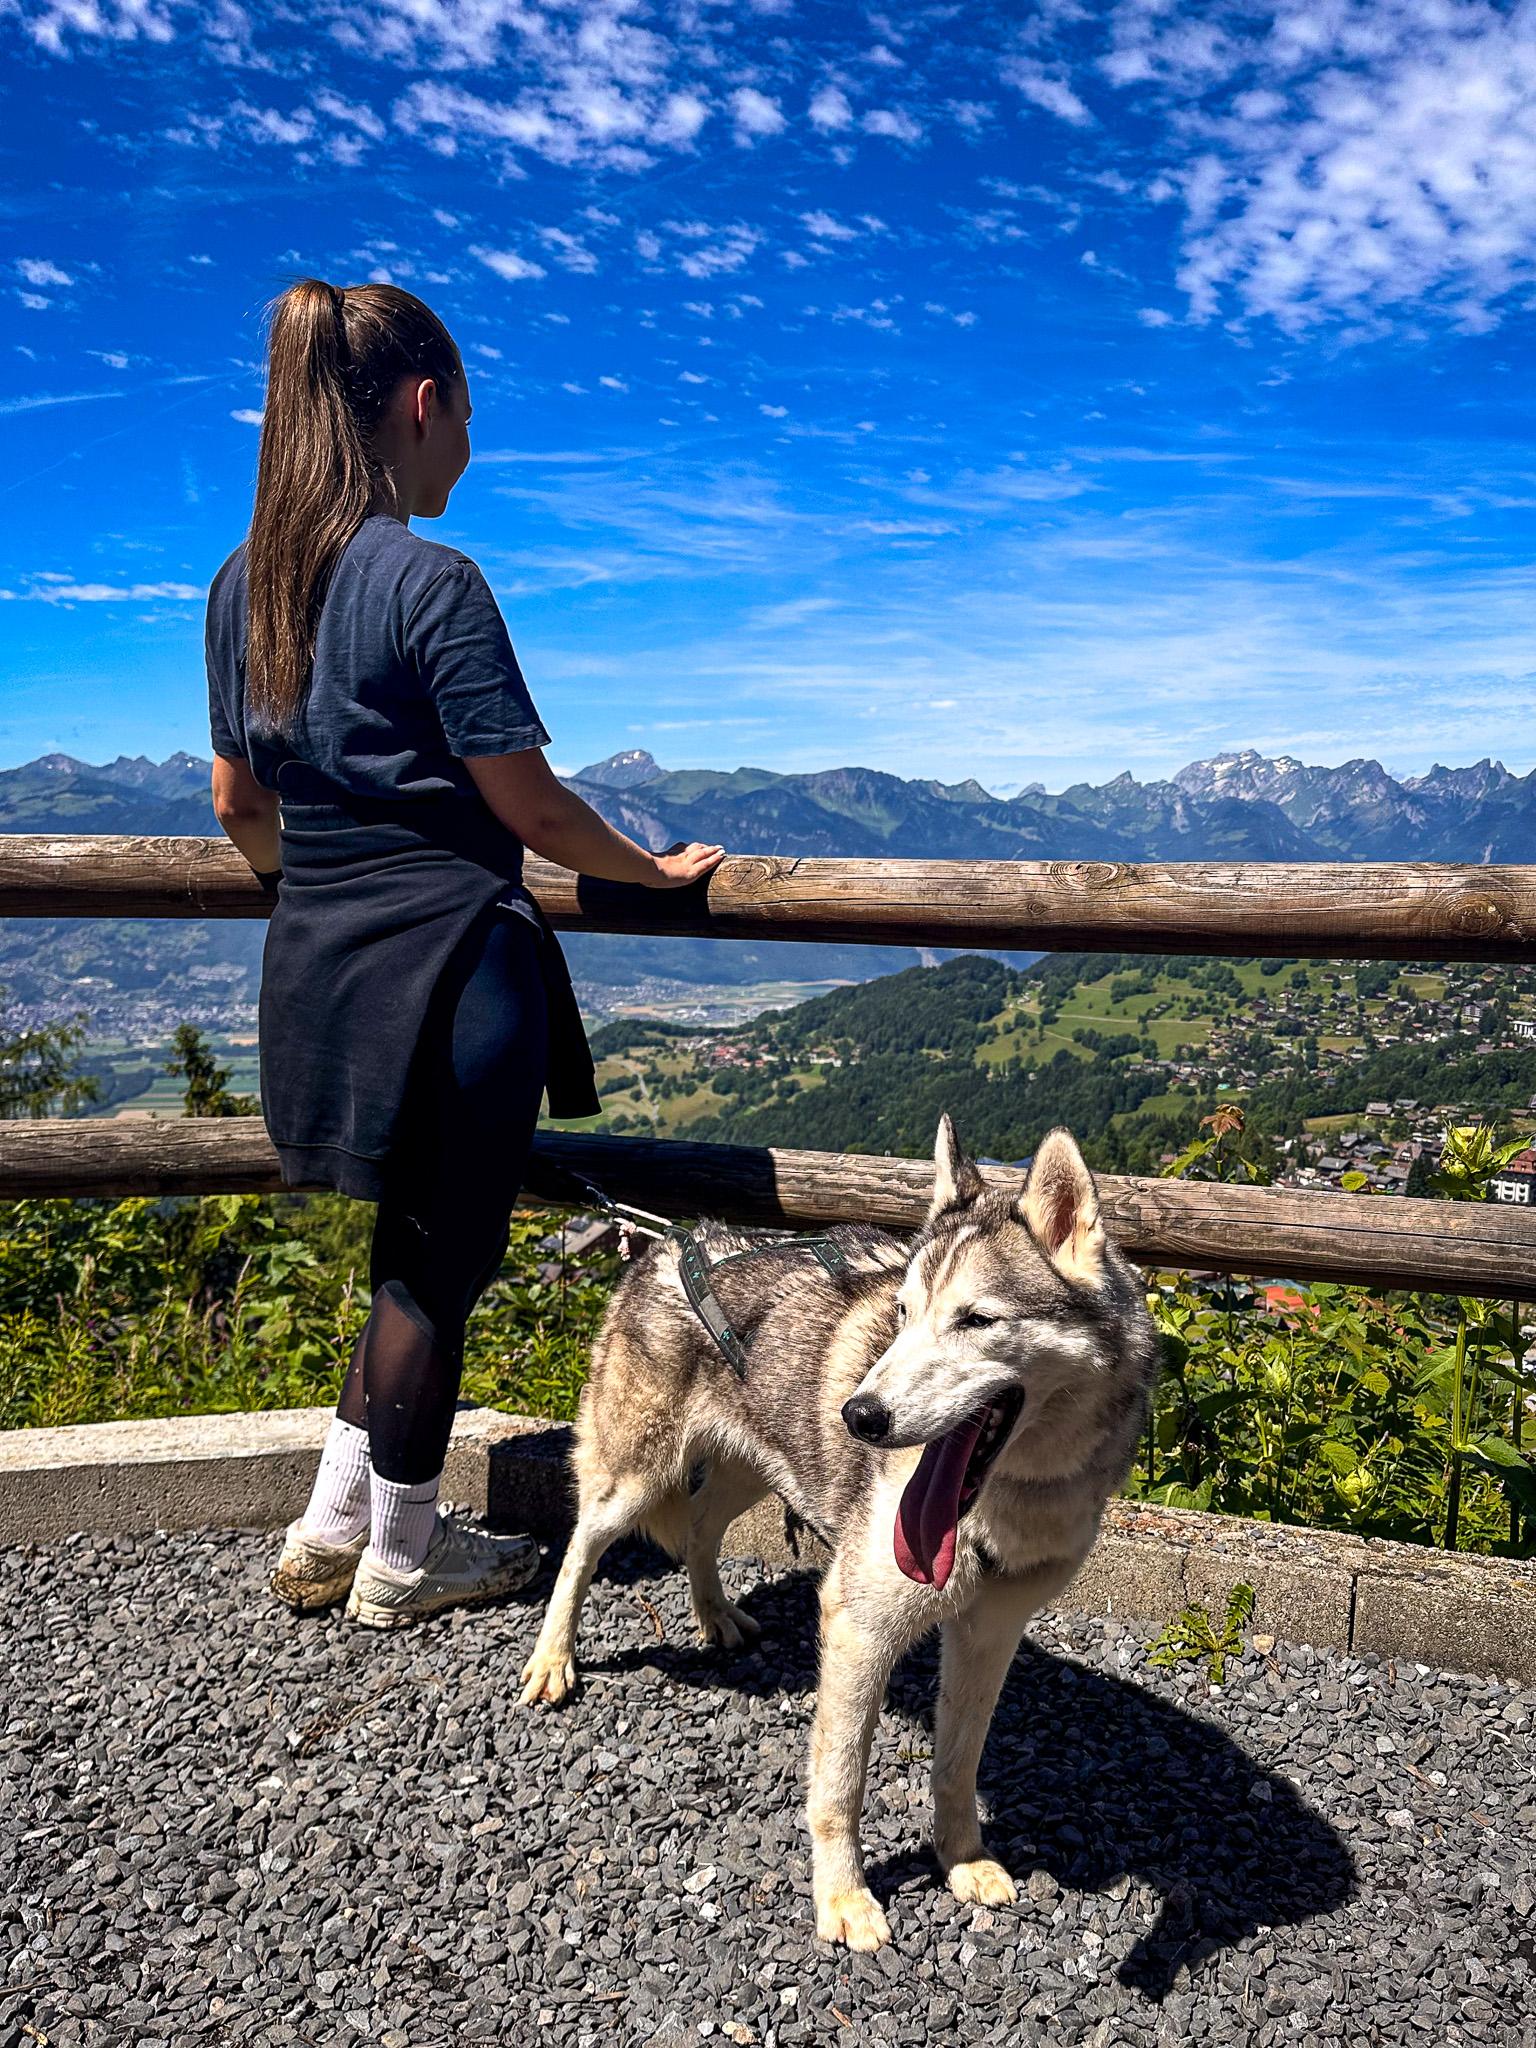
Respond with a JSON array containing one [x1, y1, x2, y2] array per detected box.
[[2, 0, 1533, 788]]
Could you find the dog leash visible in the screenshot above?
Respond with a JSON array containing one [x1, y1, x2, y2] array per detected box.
[[554, 1167, 850, 1381]]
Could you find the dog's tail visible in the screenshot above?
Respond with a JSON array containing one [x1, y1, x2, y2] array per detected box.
[[635, 1484, 691, 1561]]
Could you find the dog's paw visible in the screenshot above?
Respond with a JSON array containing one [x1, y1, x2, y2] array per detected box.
[[946, 1857, 1017, 1908], [518, 1645, 577, 1707], [815, 1887, 892, 1952], [696, 1600, 762, 1650]]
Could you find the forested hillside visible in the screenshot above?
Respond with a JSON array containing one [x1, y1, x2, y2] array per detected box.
[[585, 950, 1536, 1185]]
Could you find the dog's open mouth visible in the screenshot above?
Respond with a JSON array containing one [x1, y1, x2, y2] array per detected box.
[[893, 1388, 1025, 1590]]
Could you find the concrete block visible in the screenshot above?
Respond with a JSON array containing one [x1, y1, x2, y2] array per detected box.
[[1352, 1557, 1536, 1683], [1076, 1506, 1357, 1649], [486, 1420, 576, 1537], [0, 1405, 538, 1545]]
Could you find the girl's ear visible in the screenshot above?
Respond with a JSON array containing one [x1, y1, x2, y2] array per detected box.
[[928, 1113, 984, 1223], [1019, 1127, 1105, 1284]]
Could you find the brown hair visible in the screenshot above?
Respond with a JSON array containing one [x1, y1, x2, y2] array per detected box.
[[244, 279, 462, 735]]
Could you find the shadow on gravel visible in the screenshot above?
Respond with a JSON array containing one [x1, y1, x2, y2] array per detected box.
[[573, 1544, 1357, 2005]]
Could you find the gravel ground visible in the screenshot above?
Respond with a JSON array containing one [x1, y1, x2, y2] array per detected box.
[[3, 1526, 1534, 2048]]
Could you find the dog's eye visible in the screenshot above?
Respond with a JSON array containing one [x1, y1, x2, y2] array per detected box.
[[958, 1310, 997, 1330], [895, 1299, 908, 1324]]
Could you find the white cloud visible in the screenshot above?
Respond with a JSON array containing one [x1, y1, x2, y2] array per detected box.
[[17, 258, 73, 288], [1137, 306, 1175, 328], [393, 71, 667, 174], [679, 370, 708, 384], [472, 245, 547, 283], [313, 88, 385, 142], [1001, 56, 1092, 126], [730, 87, 786, 142], [800, 210, 859, 242], [808, 84, 854, 131], [947, 99, 995, 132], [659, 219, 763, 279], [653, 91, 710, 145], [599, 375, 628, 391], [1, 579, 201, 603], [862, 106, 923, 142], [1105, 0, 1536, 338], [760, 403, 788, 417], [233, 100, 315, 147], [0, 389, 121, 416], [230, 408, 264, 424], [847, 519, 956, 536], [538, 226, 599, 273], [16, 0, 183, 53]]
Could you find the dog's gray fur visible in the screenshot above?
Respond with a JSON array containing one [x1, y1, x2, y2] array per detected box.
[[521, 1117, 1160, 1950]]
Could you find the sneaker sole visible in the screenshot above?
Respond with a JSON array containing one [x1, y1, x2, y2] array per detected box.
[[270, 1566, 358, 1614], [345, 1555, 539, 1630]]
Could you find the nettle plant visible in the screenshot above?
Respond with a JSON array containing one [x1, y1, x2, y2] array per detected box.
[[1132, 1109, 1535, 1556]]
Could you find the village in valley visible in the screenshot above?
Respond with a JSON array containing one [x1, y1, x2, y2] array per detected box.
[[585, 951, 1536, 1208]]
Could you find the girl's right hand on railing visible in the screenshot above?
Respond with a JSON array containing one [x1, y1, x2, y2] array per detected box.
[[650, 841, 726, 887]]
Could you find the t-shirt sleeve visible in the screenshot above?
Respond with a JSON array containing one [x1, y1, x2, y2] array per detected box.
[[407, 559, 551, 757], [205, 583, 245, 763]]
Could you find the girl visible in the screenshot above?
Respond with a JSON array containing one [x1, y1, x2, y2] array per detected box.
[[207, 279, 723, 1629]]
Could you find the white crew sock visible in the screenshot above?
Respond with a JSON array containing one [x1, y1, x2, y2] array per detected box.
[[367, 1471, 442, 1575], [298, 1417, 371, 1545]]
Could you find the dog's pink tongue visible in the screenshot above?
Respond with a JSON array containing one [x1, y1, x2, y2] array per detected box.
[[893, 1417, 985, 1589]]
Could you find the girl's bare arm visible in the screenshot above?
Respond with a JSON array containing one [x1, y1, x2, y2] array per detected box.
[[211, 755, 281, 872], [463, 748, 723, 888]]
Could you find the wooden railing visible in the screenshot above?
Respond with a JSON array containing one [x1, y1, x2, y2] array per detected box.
[[3, 834, 1535, 960], [3, 835, 1535, 1296]]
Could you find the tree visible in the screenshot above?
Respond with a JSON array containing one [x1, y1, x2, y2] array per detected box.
[[0, 986, 101, 1119], [165, 1025, 260, 1118]]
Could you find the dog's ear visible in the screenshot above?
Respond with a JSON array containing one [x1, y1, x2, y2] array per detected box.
[[1020, 1127, 1104, 1284], [928, 1113, 984, 1223]]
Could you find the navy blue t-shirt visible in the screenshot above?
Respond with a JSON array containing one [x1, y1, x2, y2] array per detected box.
[[206, 514, 551, 801]]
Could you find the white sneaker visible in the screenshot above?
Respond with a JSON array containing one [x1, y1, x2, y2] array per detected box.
[[269, 1521, 368, 1613], [344, 1509, 540, 1630]]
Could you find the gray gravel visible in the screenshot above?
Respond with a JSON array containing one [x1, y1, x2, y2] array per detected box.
[[3, 1527, 1534, 2048]]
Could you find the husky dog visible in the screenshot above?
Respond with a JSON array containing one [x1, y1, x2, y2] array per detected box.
[[520, 1118, 1159, 1951]]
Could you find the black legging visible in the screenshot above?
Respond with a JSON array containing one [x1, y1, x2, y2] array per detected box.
[[336, 904, 549, 1483]]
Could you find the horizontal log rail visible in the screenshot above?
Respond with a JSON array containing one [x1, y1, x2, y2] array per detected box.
[[3, 1119, 1532, 1299], [2, 833, 1535, 961]]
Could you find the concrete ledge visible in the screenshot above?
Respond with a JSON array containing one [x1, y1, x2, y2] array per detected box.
[[0, 1406, 554, 1546], [4, 1408, 1534, 1682]]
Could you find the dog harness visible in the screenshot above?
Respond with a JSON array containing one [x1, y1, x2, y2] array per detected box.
[[549, 1167, 852, 1381], [665, 1223, 851, 1379]]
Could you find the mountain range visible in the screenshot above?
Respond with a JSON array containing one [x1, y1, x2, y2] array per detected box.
[[566, 746, 1536, 864], [2, 746, 1533, 1032], [5, 743, 1535, 862]]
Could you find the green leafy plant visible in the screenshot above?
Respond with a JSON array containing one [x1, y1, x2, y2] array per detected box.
[[0, 1189, 613, 1432], [1136, 1109, 1536, 1558], [1424, 1125, 1536, 1550], [1147, 1581, 1257, 1686]]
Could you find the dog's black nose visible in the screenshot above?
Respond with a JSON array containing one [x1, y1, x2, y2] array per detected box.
[[842, 1394, 891, 1444]]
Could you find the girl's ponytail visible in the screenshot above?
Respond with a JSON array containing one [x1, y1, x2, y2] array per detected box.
[[244, 277, 461, 735]]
